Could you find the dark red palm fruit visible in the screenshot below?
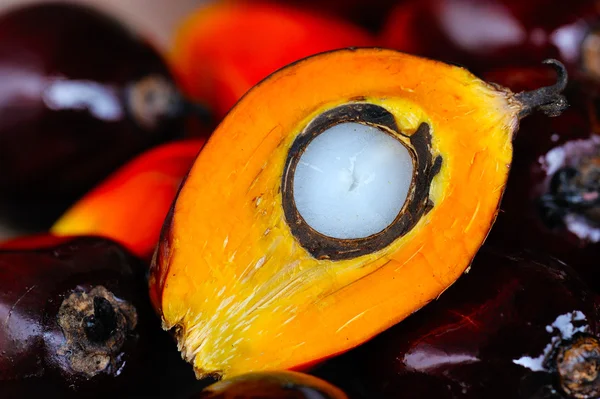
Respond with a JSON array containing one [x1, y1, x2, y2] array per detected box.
[[256, 0, 403, 31], [0, 233, 75, 250], [381, 0, 600, 75], [191, 371, 348, 399], [311, 247, 600, 399], [482, 66, 600, 291], [0, 236, 196, 399], [0, 2, 209, 232]]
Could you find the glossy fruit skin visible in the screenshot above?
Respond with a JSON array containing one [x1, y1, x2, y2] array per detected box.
[[485, 67, 600, 291], [50, 139, 205, 260], [192, 371, 348, 399], [0, 236, 181, 399], [382, 0, 599, 74], [0, 3, 187, 231], [313, 247, 600, 399], [171, 1, 375, 119]]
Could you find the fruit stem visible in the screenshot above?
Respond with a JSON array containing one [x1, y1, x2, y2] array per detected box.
[[515, 59, 569, 118], [556, 334, 600, 399]]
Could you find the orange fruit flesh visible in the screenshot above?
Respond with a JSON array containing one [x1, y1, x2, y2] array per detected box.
[[151, 48, 521, 378]]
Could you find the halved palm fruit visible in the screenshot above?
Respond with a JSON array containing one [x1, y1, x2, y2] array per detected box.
[[149, 48, 568, 379]]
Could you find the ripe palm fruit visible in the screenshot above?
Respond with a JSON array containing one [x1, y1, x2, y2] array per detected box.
[[311, 247, 600, 399], [149, 48, 568, 379], [170, 1, 375, 119], [382, 0, 600, 76], [0, 3, 205, 231], [0, 233, 75, 250], [260, 0, 400, 31], [51, 139, 205, 261], [0, 236, 169, 398], [192, 371, 348, 398]]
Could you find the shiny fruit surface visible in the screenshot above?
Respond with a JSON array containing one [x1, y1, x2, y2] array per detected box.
[[313, 247, 600, 399], [382, 0, 600, 75], [0, 236, 170, 398], [0, 3, 188, 230]]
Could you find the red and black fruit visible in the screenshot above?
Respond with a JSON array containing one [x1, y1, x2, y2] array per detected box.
[[0, 3, 206, 231], [312, 247, 600, 399], [0, 236, 196, 399], [382, 0, 600, 77]]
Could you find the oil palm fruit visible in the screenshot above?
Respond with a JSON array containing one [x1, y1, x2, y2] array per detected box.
[[381, 0, 600, 76], [0, 236, 169, 398], [311, 247, 600, 399], [170, 1, 375, 119], [51, 139, 205, 261], [0, 3, 207, 231], [149, 48, 568, 379], [192, 371, 348, 399]]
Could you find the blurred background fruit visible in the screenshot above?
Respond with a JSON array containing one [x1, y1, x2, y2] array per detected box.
[[50, 139, 205, 261], [381, 0, 600, 77], [0, 0, 208, 241], [0, 0, 207, 50], [0, 2, 205, 234], [259, 0, 402, 32], [170, 1, 375, 120]]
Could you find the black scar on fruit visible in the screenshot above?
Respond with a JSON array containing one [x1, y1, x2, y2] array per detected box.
[[311, 246, 600, 399], [0, 236, 201, 399], [483, 65, 600, 292], [0, 2, 210, 232]]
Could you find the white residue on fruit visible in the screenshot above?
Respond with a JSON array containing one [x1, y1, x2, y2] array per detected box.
[[512, 310, 589, 372], [540, 146, 565, 175], [564, 214, 600, 243]]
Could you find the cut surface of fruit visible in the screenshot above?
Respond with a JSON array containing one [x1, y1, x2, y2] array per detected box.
[[150, 48, 568, 379], [293, 122, 414, 239]]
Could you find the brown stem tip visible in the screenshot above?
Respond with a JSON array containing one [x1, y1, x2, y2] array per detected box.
[[556, 334, 600, 399], [515, 59, 569, 118]]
